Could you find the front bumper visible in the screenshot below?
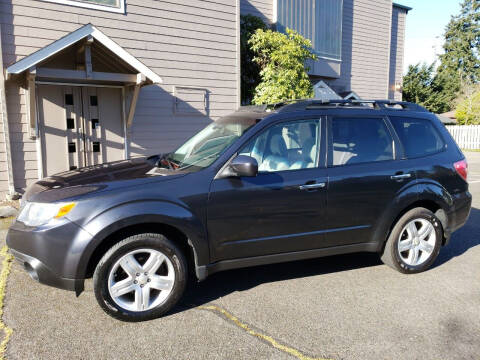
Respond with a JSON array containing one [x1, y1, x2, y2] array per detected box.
[[9, 248, 83, 294], [6, 218, 93, 295]]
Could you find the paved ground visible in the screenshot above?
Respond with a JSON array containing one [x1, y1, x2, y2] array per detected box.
[[1, 152, 479, 360]]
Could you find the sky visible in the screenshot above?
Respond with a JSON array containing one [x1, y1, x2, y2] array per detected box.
[[400, 0, 462, 74]]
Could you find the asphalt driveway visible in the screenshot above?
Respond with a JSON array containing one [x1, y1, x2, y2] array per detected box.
[[1, 152, 479, 360]]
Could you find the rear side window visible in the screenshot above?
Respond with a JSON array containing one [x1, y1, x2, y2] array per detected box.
[[330, 117, 394, 166], [389, 117, 445, 158]]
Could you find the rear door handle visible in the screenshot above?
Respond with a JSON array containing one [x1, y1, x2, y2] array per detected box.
[[391, 173, 412, 180], [299, 182, 326, 190]]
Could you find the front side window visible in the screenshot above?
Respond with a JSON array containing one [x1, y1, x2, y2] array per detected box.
[[389, 117, 445, 158], [277, 0, 343, 60], [240, 119, 320, 172], [41, 0, 125, 13], [330, 117, 394, 166]]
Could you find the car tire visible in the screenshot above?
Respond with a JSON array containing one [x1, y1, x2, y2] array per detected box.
[[381, 207, 443, 274], [93, 233, 187, 322]]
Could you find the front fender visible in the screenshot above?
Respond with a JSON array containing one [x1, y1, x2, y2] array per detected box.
[[73, 200, 209, 280]]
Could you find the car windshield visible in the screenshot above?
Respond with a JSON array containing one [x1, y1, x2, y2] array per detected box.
[[161, 120, 254, 171]]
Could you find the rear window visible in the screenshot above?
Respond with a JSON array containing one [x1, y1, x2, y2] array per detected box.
[[389, 117, 445, 158]]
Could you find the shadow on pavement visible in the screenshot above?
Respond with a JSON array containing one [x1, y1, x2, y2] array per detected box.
[[176, 251, 382, 314], [175, 207, 479, 314], [434, 207, 479, 267]]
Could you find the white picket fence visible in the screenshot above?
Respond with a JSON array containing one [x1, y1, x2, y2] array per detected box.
[[446, 125, 480, 150]]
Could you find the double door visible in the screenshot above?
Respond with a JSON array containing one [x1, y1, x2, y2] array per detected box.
[[38, 85, 124, 176]]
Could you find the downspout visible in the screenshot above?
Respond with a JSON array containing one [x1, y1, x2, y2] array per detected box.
[[236, 0, 241, 108], [386, 3, 394, 100], [0, 26, 16, 199]]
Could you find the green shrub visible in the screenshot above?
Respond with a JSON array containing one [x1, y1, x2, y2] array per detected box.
[[455, 89, 480, 124], [249, 28, 317, 105]]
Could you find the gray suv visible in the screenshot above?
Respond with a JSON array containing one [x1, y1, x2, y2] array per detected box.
[[7, 100, 472, 321]]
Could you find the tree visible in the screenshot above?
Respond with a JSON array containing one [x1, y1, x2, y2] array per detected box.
[[249, 28, 317, 105], [436, 0, 480, 106], [403, 63, 435, 105], [403, 1, 480, 113], [402, 63, 452, 113], [240, 15, 268, 105], [455, 83, 480, 124]]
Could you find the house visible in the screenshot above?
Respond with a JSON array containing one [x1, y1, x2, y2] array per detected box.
[[437, 111, 458, 125], [0, 0, 410, 199]]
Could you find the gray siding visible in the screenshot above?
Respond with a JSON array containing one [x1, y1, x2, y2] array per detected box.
[[4, 82, 37, 191], [0, 23, 11, 197], [389, 6, 407, 100], [330, 0, 393, 99], [0, 92, 8, 195], [0, 0, 238, 193], [241, 0, 273, 24]]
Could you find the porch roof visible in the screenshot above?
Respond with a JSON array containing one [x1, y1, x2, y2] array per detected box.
[[5, 24, 162, 84]]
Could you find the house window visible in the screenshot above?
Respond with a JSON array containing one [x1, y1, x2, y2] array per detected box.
[[40, 0, 125, 13], [277, 0, 343, 60]]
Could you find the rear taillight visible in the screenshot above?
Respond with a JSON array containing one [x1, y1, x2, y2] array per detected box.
[[454, 159, 468, 182]]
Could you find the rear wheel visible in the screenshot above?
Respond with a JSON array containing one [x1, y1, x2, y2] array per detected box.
[[93, 233, 187, 322], [381, 207, 442, 273]]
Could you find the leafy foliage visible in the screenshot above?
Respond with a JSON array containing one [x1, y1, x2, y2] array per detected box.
[[249, 28, 317, 105], [240, 15, 268, 105], [455, 84, 480, 124]]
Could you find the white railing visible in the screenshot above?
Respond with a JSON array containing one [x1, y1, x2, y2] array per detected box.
[[446, 125, 480, 150]]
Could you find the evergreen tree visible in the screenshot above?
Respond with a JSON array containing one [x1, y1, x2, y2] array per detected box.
[[436, 0, 480, 106], [402, 63, 452, 113]]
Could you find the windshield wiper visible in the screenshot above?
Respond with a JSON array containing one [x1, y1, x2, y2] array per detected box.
[[156, 154, 179, 170]]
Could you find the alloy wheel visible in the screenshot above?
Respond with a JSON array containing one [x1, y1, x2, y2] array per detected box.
[[397, 218, 436, 266], [107, 248, 175, 312]]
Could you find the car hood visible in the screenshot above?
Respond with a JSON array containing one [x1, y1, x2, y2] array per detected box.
[[24, 156, 187, 203]]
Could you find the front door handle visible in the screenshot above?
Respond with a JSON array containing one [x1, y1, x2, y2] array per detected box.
[[299, 182, 326, 190], [391, 173, 412, 180]]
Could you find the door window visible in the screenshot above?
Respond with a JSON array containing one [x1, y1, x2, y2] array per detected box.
[[330, 117, 394, 166], [239, 119, 320, 172], [389, 117, 445, 158]]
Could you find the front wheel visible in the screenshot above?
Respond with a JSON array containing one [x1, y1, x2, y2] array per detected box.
[[381, 207, 443, 274], [93, 233, 187, 322]]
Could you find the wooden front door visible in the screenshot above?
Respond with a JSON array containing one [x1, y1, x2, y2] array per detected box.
[[38, 85, 125, 176]]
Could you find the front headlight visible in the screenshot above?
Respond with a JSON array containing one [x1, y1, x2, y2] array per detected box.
[[16, 202, 76, 227]]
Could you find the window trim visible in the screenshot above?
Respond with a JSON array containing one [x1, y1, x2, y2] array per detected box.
[[327, 115, 397, 168], [40, 0, 125, 14]]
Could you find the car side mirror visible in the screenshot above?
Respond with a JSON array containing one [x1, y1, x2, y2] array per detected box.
[[219, 155, 258, 178], [230, 155, 258, 177]]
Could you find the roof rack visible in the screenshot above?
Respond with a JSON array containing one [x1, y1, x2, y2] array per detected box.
[[272, 99, 429, 113], [237, 104, 269, 113]]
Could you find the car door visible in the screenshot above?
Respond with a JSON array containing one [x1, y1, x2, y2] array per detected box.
[[207, 117, 328, 262], [324, 115, 417, 247]]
